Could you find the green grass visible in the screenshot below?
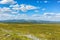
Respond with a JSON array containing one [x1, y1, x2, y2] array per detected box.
[[0, 23, 60, 40]]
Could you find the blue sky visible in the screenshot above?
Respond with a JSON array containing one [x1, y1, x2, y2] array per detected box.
[[0, 0, 60, 21]]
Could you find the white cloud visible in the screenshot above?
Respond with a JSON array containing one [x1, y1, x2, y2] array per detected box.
[[0, 13, 30, 20], [0, 13, 15, 20], [0, 7, 11, 11], [0, 12, 60, 21], [34, 10, 39, 12], [37, 1, 48, 3], [0, 4, 39, 14], [41, 13, 60, 21], [0, 4, 60, 21], [0, 6, 32, 20], [31, 13, 60, 21], [0, 7, 20, 14], [11, 11, 18, 14], [0, 7, 12, 14], [44, 1, 48, 3], [42, 8, 46, 11], [10, 4, 38, 12], [0, 0, 16, 4], [10, 4, 19, 8]]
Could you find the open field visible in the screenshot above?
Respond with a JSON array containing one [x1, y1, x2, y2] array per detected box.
[[0, 23, 60, 40]]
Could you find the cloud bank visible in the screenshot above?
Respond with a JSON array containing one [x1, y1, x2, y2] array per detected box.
[[0, 0, 16, 4], [0, 0, 60, 21], [0, 12, 60, 21]]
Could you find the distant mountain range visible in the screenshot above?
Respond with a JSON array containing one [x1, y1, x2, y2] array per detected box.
[[0, 19, 60, 24]]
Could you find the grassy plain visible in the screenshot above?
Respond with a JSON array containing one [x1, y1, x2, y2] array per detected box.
[[0, 23, 60, 40]]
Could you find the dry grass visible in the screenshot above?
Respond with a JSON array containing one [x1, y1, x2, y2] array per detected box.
[[0, 23, 60, 40]]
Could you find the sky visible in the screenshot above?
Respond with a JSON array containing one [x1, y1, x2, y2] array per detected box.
[[0, 0, 60, 21]]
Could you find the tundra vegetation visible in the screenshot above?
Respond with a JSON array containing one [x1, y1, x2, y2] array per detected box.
[[0, 23, 60, 40]]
